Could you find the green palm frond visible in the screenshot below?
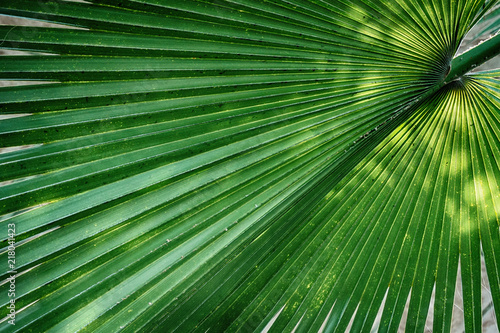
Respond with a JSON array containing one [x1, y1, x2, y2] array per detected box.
[[0, 0, 499, 332]]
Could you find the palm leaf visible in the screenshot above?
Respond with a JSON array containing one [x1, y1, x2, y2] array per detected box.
[[0, 0, 499, 332]]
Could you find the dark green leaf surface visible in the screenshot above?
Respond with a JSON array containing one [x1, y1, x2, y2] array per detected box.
[[0, 0, 499, 332]]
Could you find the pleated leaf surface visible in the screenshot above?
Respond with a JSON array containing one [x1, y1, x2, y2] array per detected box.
[[0, 0, 499, 332]]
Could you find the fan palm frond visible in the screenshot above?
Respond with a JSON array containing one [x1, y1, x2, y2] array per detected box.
[[0, 0, 499, 332]]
